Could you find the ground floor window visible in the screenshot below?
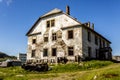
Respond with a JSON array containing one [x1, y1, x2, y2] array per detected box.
[[52, 48, 57, 56], [31, 50, 36, 57], [88, 47, 91, 57], [43, 49, 48, 57], [68, 47, 74, 56]]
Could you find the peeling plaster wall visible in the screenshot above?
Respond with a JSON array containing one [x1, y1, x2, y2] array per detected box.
[[82, 27, 111, 59], [27, 13, 82, 61]]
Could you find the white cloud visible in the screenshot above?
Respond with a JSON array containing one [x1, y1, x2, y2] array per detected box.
[[0, 0, 3, 3], [6, 0, 12, 6], [0, 0, 13, 6]]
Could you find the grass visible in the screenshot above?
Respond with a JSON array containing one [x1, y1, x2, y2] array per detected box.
[[0, 60, 119, 80]]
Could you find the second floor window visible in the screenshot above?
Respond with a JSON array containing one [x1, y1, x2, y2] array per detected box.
[[32, 39, 36, 44], [47, 21, 50, 28], [88, 31, 91, 42], [52, 33, 57, 41], [44, 37, 48, 42], [68, 30, 73, 39], [95, 35, 98, 45], [51, 19, 55, 27]]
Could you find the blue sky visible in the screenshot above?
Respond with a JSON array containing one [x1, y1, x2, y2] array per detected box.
[[0, 0, 120, 56]]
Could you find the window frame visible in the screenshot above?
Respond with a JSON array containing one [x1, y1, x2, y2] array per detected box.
[[44, 37, 48, 42], [52, 33, 57, 41], [31, 50, 36, 57], [52, 48, 57, 56], [88, 31, 91, 42], [32, 39, 36, 44], [51, 19, 55, 27], [68, 46, 74, 56], [43, 48, 48, 57], [46, 21, 50, 28], [68, 30, 74, 39], [88, 47, 91, 58]]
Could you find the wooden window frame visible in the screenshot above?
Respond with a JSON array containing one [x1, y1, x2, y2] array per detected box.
[[44, 37, 48, 42], [43, 48, 48, 57], [52, 48, 57, 56], [32, 39, 36, 44], [46, 21, 50, 28], [95, 35, 98, 45], [68, 30, 74, 39], [88, 31, 91, 42], [68, 46, 74, 56], [51, 19, 55, 27], [31, 50, 36, 57], [52, 33, 57, 41]]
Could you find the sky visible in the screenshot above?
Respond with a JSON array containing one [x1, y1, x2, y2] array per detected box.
[[0, 0, 120, 56]]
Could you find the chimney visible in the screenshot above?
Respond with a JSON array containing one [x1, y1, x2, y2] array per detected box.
[[92, 23, 94, 30], [87, 22, 90, 27], [66, 5, 70, 15]]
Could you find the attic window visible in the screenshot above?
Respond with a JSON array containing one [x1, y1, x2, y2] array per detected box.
[[51, 19, 55, 27], [47, 21, 50, 28]]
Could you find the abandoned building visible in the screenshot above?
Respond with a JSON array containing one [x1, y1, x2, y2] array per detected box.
[[26, 6, 112, 63]]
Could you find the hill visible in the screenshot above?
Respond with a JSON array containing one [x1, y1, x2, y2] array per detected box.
[[0, 51, 9, 58]]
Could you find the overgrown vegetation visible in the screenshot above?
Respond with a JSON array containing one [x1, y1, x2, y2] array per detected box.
[[0, 60, 117, 80], [49, 60, 113, 73]]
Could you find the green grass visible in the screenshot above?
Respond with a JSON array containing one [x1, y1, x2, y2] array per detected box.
[[0, 60, 118, 80]]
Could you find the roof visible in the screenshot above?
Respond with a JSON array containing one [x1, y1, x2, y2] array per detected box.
[[41, 8, 62, 18], [26, 8, 111, 43], [26, 8, 81, 36]]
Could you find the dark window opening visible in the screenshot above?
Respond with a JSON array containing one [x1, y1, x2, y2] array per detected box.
[[68, 47, 74, 56], [88, 31, 91, 42], [31, 50, 36, 57], [95, 35, 98, 45], [68, 30, 73, 39], [96, 49, 98, 59], [43, 49, 48, 57], [44, 37, 48, 42], [103, 41, 105, 47], [52, 48, 57, 56], [47, 21, 50, 28], [52, 33, 57, 41], [88, 47, 91, 57], [99, 38, 102, 48], [32, 39, 36, 44], [51, 19, 55, 27]]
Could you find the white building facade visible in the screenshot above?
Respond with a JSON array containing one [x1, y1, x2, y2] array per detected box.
[[26, 6, 112, 63]]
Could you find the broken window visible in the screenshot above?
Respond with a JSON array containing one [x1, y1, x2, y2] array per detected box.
[[46, 21, 50, 28], [31, 50, 36, 57], [68, 30, 73, 39], [32, 39, 36, 44], [51, 19, 55, 27], [43, 49, 48, 57], [95, 35, 98, 45], [44, 37, 48, 42], [52, 33, 57, 41], [88, 47, 91, 58], [88, 31, 91, 42], [68, 47, 74, 56], [52, 48, 57, 56]]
